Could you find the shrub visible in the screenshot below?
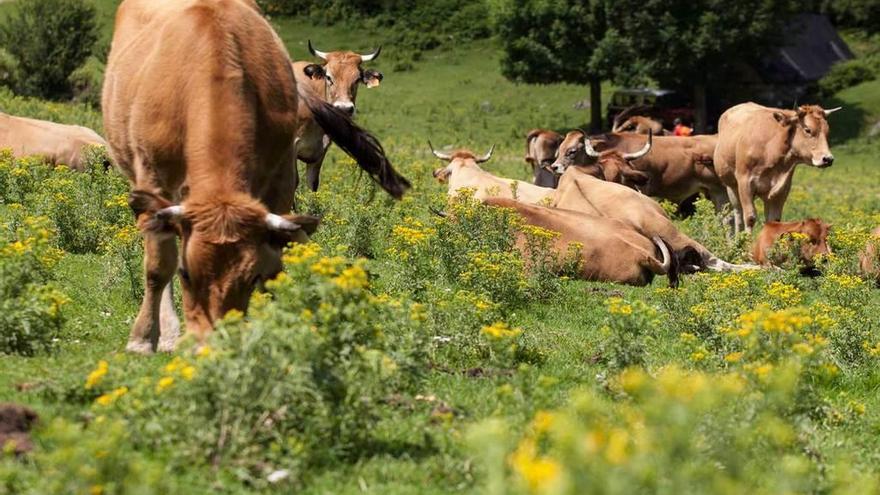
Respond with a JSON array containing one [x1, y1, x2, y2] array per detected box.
[[68, 56, 105, 107], [472, 365, 877, 495], [595, 297, 659, 373], [0, 0, 98, 99], [0, 417, 175, 494], [819, 59, 876, 98], [0, 214, 67, 355], [0, 47, 19, 90], [90, 244, 429, 487]]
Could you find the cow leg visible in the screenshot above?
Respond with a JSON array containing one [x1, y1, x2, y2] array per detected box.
[[305, 158, 324, 192], [306, 137, 331, 192], [156, 283, 181, 352], [128, 234, 177, 354], [736, 178, 757, 232], [725, 186, 743, 235], [765, 179, 792, 223]]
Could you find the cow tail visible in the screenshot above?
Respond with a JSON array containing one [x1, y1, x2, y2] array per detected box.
[[299, 89, 411, 199]]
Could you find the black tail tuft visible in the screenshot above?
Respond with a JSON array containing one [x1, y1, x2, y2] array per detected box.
[[301, 90, 411, 199]]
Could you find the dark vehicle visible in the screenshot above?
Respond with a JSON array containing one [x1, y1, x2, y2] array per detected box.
[[606, 88, 693, 131]]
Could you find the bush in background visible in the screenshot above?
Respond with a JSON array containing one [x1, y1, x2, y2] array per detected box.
[[0, 47, 19, 90], [68, 56, 105, 107], [0, 0, 98, 99], [819, 59, 877, 97]]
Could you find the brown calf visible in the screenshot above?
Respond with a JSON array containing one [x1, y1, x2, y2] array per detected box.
[[752, 219, 831, 267]]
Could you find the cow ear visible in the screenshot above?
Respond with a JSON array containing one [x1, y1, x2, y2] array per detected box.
[[773, 111, 795, 126], [363, 69, 383, 88], [129, 190, 184, 236], [303, 64, 326, 81]]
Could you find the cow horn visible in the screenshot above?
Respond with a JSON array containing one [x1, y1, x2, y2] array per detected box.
[[265, 213, 301, 232], [824, 106, 842, 116], [360, 46, 381, 62], [308, 40, 329, 61], [622, 129, 653, 161], [156, 205, 184, 222], [582, 135, 601, 158], [475, 145, 496, 164], [428, 140, 453, 161]]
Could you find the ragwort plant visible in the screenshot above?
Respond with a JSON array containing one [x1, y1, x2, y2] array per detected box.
[[86, 243, 429, 488], [472, 366, 878, 495], [0, 213, 67, 355]]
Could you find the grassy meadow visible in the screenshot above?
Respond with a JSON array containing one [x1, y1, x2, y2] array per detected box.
[[4, 12, 880, 495]]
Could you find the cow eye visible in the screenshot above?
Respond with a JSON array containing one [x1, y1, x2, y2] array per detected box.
[[325, 74, 334, 86], [804, 127, 813, 136], [178, 267, 191, 284]]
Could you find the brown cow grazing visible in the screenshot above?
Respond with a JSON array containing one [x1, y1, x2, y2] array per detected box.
[[714, 103, 840, 234], [524, 129, 562, 188], [103, 0, 408, 353], [430, 143, 556, 204], [588, 132, 727, 211], [612, 115, 669, 136], [291, 41, 383, 191], [549, 130, 653, 190], [0, 112, 107, 170], [752, 219, 831, 269], [483, 198, 696, 287], [859, 226, 880, 284], [549, 144, 751, 273]]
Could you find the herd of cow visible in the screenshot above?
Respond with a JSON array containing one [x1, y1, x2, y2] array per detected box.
[[0, 0, 870, 354]]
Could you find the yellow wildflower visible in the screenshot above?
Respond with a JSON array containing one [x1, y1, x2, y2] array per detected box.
[[509, 438, 562, 493], [481, 321, 522, 339], [606, 297, 633, 315], [85, 360, 109, 389], [180, 366, 196, 381], [156, 376, 175, 393], [332, 263, 369, 290]]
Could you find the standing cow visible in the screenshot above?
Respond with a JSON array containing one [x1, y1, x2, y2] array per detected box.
[[0, 112, 107, 170], [103, 0, 409, 353], [291, 41, 383, 192], [524, 129, 562, 188], [714, 103, 840, 234]]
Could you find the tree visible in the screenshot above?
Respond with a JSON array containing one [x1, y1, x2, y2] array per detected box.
[[606, 0, 799, 132], [492, 0, 632, 133], [0, 0, 98, 100]]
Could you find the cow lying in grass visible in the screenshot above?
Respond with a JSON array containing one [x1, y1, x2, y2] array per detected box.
[[549, 140, 752, 272], [430, 142, 555, 204], [588, 132, 728, 210], [484, 198, 696, 287], [752, 219, 831, 270], [550, 129, 652, 189], [0, 112, 108, 171]]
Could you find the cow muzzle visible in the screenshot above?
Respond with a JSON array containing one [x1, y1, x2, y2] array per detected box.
[[546, 162, 566, 176], [333, 101, 355, 116], [812, 155, 834, 168]]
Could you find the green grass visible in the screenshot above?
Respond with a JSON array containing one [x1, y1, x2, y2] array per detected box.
[[3, 12, 880, 495]]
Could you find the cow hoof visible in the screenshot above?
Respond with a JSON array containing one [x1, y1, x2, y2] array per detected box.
[[157, 335, 179, 353], [125, 340, 155, 355]]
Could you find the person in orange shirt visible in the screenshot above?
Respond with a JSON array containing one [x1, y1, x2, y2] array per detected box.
[[673, 118, 693, 136]]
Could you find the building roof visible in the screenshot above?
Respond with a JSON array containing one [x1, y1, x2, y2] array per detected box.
[[759, 13, 854, 84]]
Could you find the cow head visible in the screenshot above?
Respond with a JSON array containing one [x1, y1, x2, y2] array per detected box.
[[525, 129, 563, 172], [308, 40, 382, 116], [429, 141, 494, 183], [549, 130, 652, 189], [129, 190, 320, 337], [773, 105, 840, 168]]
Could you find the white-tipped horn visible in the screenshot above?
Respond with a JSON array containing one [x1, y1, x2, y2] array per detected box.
[[308, 40, 329, 61], [652, 236, 672, 273], [156, 205, 184, 222], [622, 129, 653, 161], [824, 106, 842, 116], [360, 46, 381, 62], [475, 145, 496, 164], [428, 140, 453, 161], [265, 213, 301, 232], [582, 134, 601, 158]]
